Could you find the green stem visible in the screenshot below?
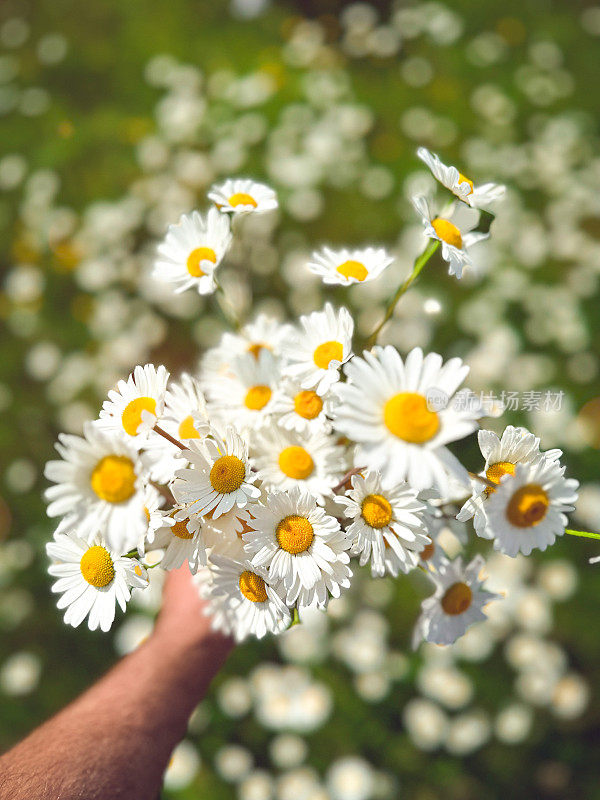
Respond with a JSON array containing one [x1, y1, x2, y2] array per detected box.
[[214, 279, 242, 332], [565, 529, 600, 541], [288, 607, 301, 628], [366, 239, 440, 348]]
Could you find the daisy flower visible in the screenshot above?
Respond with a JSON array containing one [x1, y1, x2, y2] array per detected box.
[[413, 555, 499, 647], [206, 349, 280, 433], [457, 426, 562, 539], [270, 379, 334, 435], [144, 373, 210, 483], [307, 246, 394, 286], [242, 488, 352, 610], [282, 303, 354, 395], [479, 457, 579, 557], [97, 364, 169, 443], [251, 426, 346, 505], [417, 147, 506, 209], [205, 554, 291, 641], [208, 178, 278, 214], [153, 208, 232, 295], [148, 509, 207, 573], [171, 427, 261, 520], [45, 422, 151, 552], [418, 504, 458, 571], [335, 471, 430, 577], [47, 532, 148, 632], [412, 195, 488, 279], [332, 346, 482, 495]]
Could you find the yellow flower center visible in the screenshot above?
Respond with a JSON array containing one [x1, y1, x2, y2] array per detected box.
[[458, 172, 474, 194], [294, 390, 323, 420], [506, 483, 549, 528], [178, 414, 201, 440], [336, 260, 368, 282], [313, 340, 344, 370], [239, 570, 268, 603], [209, 455, 246, 494], [420, 541, 435, 561], [278, 446, 314, 480], [361, 494, 393, 529], [229, 192, 257, 208], [383, 392, 440, 443], [484, 461, 515, 496], [171, 518, 194, 539], [244, 384, 272, 411], [186, 246, 217, 277], [121, 396, 157, 436], [247, 342, 269, 359], [432, 218, 463, 249], [90, 455, 137, 504], [441, 581, 472, 615], [80, 546, 115, 588], [276, 514, 314, 554]]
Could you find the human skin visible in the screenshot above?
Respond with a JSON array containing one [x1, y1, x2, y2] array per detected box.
[[0, 564, 234, 800]]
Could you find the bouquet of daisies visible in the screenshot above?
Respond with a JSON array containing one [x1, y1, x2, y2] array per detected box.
[[44, 154, 583, 645]]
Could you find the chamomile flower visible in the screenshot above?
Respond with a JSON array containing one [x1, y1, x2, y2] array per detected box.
[[149, 510, 207, 573], [480, 457, 579, 557], [270, 380, 334, 435], [412, 195, 488, 279], [242, 488, 352, 610], [417, 147, 506, 209], [153, 208, 232, 295], [97, 364, 169, 443], [282, 303, 354, 395], [332, 346, 481, 495], [45, 422, 151, 552], [144, 373, 210, 483], [208, 178, 278, 214], [457, 426, 562, 539], [413, 555, 499, 647], [47, 532, 148, 632], [171, 427, 261, 519], [207, 349, 280, 432], [205, 554, 291, 641], [251, 426, 346, 505], [200, 314, 294, 385], [335, 471, 430, 577], [307, 246, 394, 286]]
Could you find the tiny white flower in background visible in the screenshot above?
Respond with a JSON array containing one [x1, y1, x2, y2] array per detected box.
[[171, 427, 260, 519], [153, 207, 232, 295], [417, 147, 506, 209], [97, 363, 169, 442], [148, 509, 207, 573], [251, 425, 346, 505], [413, 555, 499, 647], [333, 346, 481, 495], [270, 379, 334, 435], [335, 471, 431, 577], [457, 425, 562, 539], [205, 553, 291, 641], [44, 421, 151, 552], [47, 532, 147, 632], [242, 487, 352, 610], [481, 456, 579, 557], [412, 195, 488, 279], [208, 178, 278, 214], [144, 373, 210, 483], [282, 303, 354, 395], [206, 349, 280, 433], [307, 245, 394, 286]]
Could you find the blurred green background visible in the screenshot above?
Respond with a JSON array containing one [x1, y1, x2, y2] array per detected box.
[[1, 0, 600, 798]]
